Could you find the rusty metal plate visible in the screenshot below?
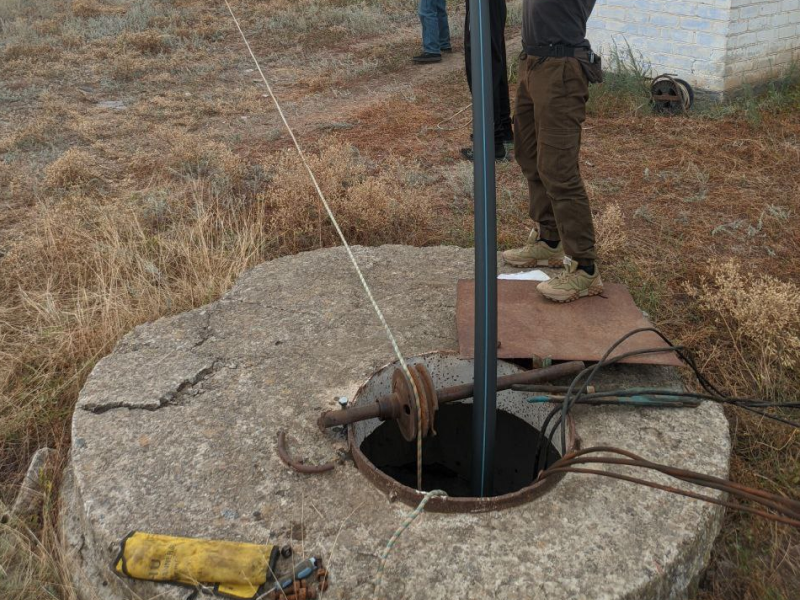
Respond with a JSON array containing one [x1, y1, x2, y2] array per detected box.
[[457, 280, 682, 367]]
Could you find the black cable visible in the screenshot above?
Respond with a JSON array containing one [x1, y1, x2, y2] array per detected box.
[[547, 340, 683, 464], [532, 328, 800, 472], [533, 405, 563, 475], [558, 328, 681, 452]]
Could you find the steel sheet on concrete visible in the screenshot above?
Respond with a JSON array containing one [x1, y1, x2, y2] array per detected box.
[[457, 280, 682, 367]]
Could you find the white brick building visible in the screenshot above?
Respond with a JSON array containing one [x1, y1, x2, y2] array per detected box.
[[587, 0, 800, 92]]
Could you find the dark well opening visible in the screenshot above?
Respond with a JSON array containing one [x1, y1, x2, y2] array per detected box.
[[359, 403, 561, 497]]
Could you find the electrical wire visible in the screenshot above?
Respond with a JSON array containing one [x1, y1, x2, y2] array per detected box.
[[575, 389, 800, 410], [533, 328, 800, 474], [527, 330, 800, 530], [538, 447, 800, 528]]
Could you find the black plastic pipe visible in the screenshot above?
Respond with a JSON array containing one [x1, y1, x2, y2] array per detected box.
[[469, 0, 497, 498]]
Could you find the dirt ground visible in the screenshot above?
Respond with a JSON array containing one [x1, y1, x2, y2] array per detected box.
[[1, 1, 799, 599]]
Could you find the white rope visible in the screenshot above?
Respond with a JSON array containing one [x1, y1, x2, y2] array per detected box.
[[372, 489, 447, 599], [222, 0, 424, 489]]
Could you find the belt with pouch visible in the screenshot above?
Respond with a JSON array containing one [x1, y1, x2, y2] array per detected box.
[[522, 44, 603, 83], [524, 44, 598, 62]]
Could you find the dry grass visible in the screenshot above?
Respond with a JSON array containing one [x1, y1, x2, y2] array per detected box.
[[578, 79, 800, 600], [0, 452, 81, 600], [43, 148, 102, 189], [1, 516, 67, 600], [593, 202, 628, 261], [1, 0, 800, 599], [688, 261, 800, 398]]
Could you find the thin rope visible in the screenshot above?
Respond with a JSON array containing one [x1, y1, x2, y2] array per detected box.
[[436, 102, 472, 131], [373, 490, 447, 598], [222, 0, 424, 489]]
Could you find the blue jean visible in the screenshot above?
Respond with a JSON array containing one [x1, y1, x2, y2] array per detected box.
[[419, 0, 451, 54]]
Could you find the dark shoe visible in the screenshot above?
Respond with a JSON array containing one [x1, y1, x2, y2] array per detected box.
[[413, 52, 442, 64], [460, 144, 508, 162], [469, 131, 514, 150], [502, 127, 514, 149], [441, 47, 453, 53]]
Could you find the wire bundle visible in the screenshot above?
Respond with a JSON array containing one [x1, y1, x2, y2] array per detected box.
[[532, 328, 800, 529], [539, 446, 800, 528], [533, 328, 800, 473]]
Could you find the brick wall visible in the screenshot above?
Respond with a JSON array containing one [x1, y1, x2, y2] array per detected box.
[[586, 0, 800, 92], [726, 0, 800, 88]]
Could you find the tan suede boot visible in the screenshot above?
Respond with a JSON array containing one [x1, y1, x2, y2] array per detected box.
[[502, 229, 565, 268], [537, 258, 604, 303]]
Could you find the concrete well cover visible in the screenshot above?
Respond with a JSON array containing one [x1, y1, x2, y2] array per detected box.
[[62, 245, 731, 600]]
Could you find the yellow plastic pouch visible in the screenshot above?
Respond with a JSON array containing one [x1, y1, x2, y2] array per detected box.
[[114, 531, 278, 599]]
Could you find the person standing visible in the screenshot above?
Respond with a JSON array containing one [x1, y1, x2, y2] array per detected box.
[[413, 0, 452, 64], [461, 0, 513, 161], [502, 0, 603, 303]]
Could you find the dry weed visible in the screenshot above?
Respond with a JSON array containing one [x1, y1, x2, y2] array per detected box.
[[43, 149, 100, 190], [594, 202, 628, 260], [262, 0, 409, 40], [1, 519, 62, 600], [71, 0, 104, 18], [687, 260, 800, 398], [443, 162, 474, 200], [3, 44, 57, 62], [0, 467, 84, 600], [109, 53, 149, 81], [165, 132, 246, 193], [0, 163, 11, 190], [117, 29, 170, 54], [263, 143, 434, 251], [0, 118, 60, 153]]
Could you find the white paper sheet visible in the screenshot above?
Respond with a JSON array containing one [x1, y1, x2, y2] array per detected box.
[[498, 270, 550, 282]]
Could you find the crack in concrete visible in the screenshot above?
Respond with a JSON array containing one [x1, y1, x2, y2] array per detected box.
[[84, 363, 216, 414]]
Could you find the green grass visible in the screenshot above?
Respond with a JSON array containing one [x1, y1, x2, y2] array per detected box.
[[587, 39, 652, 117], [586, 37, 800, 125], [695, 64, 800, 125]]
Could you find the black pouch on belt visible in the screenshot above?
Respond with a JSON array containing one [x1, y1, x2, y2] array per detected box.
[[576, 48, 603, 84]]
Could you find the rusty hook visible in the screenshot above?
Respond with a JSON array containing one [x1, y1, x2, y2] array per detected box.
[[276, 430, 335, 474]]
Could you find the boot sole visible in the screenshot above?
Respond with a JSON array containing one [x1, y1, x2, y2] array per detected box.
[[540, 284, 604, 304], [502, 256, 564, 268]]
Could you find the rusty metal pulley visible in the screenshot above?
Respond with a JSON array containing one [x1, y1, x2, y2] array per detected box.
[[392, 363, 439, 441]]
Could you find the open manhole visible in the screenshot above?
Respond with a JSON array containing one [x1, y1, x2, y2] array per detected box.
[[349, 352, 578, 513]]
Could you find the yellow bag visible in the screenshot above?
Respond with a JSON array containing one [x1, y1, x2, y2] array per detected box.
[[114, 531, 278, 599]]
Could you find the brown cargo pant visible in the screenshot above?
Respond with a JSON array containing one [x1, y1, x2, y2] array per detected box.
[[514, 55, 596, 262]]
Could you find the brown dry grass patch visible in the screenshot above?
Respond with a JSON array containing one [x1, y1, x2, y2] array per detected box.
[[43, 149, 101, 190]]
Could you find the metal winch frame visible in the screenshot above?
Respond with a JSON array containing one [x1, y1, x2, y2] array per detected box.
[[318, 360, 585, 441]]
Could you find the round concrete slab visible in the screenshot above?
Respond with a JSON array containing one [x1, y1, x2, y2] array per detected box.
[[62, 245, 730, 600]]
